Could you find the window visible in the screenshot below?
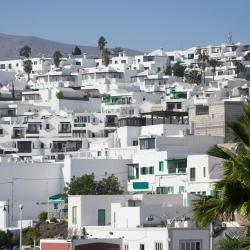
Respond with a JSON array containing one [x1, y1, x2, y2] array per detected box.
[[40, 143, 44, 149], [159, 161, 164, 172], [180, 240, 201, 250], [179, 186, 185, 193], [155, 242, 163, 250], [149, 166, 154, 174], [166, 186, 174, 194], [0, 129, 3, 135], [121, 60, 127, 63], [141, 167, 148, 175], [140, 138, 155, 150], [98, 209, 106, 225], [124, 244, 129, 250], [190, 168, 196, 181], [132, 140, 138, 146], [97, 151, 101, 157], [140, 244, 145, 250], [203, 167, 206, 177], [72, 206, 77, 224], [195, 105, 209, 115], [46, 124, 50, 130]]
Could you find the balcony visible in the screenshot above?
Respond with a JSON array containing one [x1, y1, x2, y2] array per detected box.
[[58, 129, 71, 133], [168, 168, 186, 174], [11, 133, 25, 139], [26, 129, 39, 134]]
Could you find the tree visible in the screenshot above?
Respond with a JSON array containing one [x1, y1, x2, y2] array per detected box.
[[103, 48, 110, 67], [98, 36, 107, 53], [164, 65, 172, 76], [98, 36, 110, 66], [64, 174, 124, 196], [209, 59, 221, 80], [216, 236, 241, 250], [53, 50, 62, 68], [0, 230, 13, 248], [192, 103, 250, 248], [64, 174, 97, 196], [97, 175, 124, 194], [196, 49, 209, 85], [19, 45, 31, 58], [112, 47, 123, 56], [56, 91, 64, 99], [234, 61, 246, 78], [23, 59, 33, 81], [172, 62, 186, 77], [244, 52, 250, 61], [72, 46, 82, 56], [186, 70, 201, 84], [23, 227, 40, 245], [38, 211, 48, 222]]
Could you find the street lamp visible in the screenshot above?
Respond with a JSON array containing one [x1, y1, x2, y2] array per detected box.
[[19, 204, 24, 250]]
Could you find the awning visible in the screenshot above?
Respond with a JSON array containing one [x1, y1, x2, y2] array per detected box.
[[165, 157, 187, 161], [48, 194, 65, 204]]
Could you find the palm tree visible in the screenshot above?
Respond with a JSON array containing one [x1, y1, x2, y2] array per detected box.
[[186, 70, 201, 84], [209, 59, 221, 80], [53, 51, 62, 68], [19, 45, 31, 58], [196, 49, 209, 85], [98, 36, 107, 53], [23, 59, 33, 81], [192, 103, 250, 248], [234, 61, 246, 78], [244, 52, 250, 61]]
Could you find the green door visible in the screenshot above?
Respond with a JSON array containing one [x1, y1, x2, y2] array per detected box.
[[98, 209, 106, 225]]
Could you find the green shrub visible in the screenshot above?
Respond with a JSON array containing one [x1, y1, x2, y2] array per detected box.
[[38, 211, 48, 222], [56, 91, 64, 99]]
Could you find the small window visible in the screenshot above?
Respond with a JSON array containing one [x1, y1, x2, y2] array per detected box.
[[46, 124, 50, 130], [179, 186, 185, 193], [40, 143, 44, 149], [140, 244, 145, 250], [203, 167, 206, 177], [124, 244, 129, 250], [149, 166, 154, 174], [132, 140, 138, 146], [159, 161, 164, 172], [141, 167, 148, 175], [0, 129, 3, 135], [190, 168, 196, 181], [155, 242, 163, 250], [72, 206, 77, 224], [97, 151, 101, 157]]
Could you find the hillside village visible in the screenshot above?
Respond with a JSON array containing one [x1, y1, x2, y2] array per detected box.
[[0, 37, 250, 250]]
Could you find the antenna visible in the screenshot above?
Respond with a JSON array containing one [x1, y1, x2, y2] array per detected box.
[[228, 32, 233, 45]]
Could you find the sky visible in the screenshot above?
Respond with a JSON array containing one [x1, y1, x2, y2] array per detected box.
[[1, 0, 250, 51]]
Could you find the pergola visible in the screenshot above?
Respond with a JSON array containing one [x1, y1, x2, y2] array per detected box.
[[140, 110, 189, 125]]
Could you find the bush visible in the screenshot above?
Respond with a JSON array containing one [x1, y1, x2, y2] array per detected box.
[[50, 217, 58, 223], [38, 211, 48, 222], [56, 91, 64, 99]]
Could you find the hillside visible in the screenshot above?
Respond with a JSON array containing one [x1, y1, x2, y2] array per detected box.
[[0, 33, 141, 59]]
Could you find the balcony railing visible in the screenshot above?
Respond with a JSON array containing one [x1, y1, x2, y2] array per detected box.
[[58, 130, 72, 133], [168, 168, 186, 174], [26, 129, 39, 134], [11, 133, 25, 139]]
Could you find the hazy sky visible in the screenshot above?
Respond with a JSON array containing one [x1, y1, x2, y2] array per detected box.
[[1, 0, 250, 51]]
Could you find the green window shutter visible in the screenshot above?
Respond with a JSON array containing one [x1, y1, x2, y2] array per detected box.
[[179, 186, 185, 193], [159, 161, 164, 172], [133, 182, 149, 190], [149, 166, 154, 174], [190, 168, 196, 181], [98, 209, 106, 225]]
